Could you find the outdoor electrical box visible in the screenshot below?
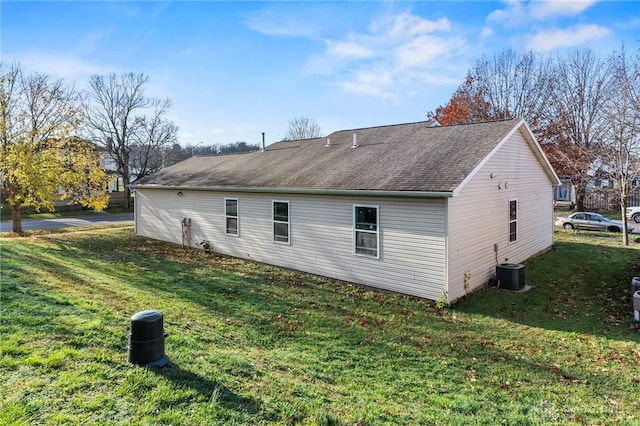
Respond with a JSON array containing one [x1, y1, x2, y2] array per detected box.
[[634, 291, 640, 323], [128, 310, 169, 367], [496, 263, 525, 291]]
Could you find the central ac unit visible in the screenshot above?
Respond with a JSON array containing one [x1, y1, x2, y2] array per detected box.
[[496, 263, 525, 291]]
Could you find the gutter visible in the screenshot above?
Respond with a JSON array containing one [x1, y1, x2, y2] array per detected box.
[[131, 184, 455, 199]]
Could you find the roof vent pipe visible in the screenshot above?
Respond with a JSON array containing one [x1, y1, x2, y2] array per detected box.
[[325, 137, 331, 147], [352, 133, 358, 148], [261, 132, 265, 152]]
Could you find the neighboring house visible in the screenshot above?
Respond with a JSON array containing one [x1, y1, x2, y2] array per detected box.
[[554, 178, 575, 209], [133, 119, 560, 303], [93, 146, 130, 208], [553, 174, 640, 211], [46, 143, 118, 211]]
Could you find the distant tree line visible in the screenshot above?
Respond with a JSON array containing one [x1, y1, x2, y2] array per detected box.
[[163, 141, 261, 167]]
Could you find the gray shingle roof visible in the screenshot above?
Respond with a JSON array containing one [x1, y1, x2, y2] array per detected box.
[[135, 119, 535, 195]]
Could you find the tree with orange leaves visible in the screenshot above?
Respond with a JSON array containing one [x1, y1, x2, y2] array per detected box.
[[429, 75, 495, 125]]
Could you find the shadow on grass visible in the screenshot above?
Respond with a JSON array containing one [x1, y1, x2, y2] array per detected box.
[[0, 231, 314, 346], [4, 229, 638, 346], [455, 235, 640, 341], [152, 362, 259, 414]]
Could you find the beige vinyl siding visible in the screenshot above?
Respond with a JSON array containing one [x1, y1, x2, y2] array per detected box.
[[136, 190, 447, 299], [135, 189, 215, 246], [446, 129, 555, 302]]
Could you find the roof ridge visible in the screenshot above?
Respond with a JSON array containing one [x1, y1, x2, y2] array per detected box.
[[330, 120, 430, 135], [328, 117, 516, 136], [192, 151, 256, 158], [278, 136, 324, 143], [438, 118, 517, 128]]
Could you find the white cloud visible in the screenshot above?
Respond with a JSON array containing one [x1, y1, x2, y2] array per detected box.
[[529, 0, 597, 19], [386, 14, 451, 39], [11, 51, 110, 83], [307, 11, 466, 100], [486, 1, 609, 52], [527, 23, 611, 51], [488, 0, 598, 25], [246, 18, 318, 38], [76, 30, 112, 54], [325, 39, 374, 59], [247, 7, 468, 101], [244, 7, 323, 38], [338, 67, 396, 100], [487, 0, 528, 26], [395, 35, 465, 69], [480, 27, 494, 38]]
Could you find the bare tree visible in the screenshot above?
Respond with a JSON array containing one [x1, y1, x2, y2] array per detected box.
[[470, 49, 555, 129], [429, 49, 555, 136], [540, 49, 614, 211], [130, 99, 178, 175], [82, 72, 178, 208], [283, 116, 322, 141], [602, 46, 640, 245]]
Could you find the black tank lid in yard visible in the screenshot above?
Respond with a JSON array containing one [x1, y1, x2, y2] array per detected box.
[[127, 309, 169, 367]]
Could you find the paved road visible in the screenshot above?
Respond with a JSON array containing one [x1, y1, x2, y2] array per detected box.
[[0, 212, 134, 233]]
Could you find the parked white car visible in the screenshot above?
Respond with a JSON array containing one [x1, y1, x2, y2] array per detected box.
[[626, 207, 640, 223], [555, 212, 634, 233]]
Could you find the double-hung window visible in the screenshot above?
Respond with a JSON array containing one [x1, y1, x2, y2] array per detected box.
[[273, 201, 290, 244], [509, 199, 517, 243], [354, 205, 379, 258], [225, 198, 238, 236]]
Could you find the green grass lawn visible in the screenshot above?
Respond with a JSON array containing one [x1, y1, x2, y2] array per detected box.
[[1, 229, 639, 425]]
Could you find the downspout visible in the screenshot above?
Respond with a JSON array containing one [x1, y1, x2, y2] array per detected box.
[[444, 197, 449, 303], [133, 190, 137, 235]]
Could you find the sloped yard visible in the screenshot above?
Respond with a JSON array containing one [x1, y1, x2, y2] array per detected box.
[[1, 229, 639, 425]]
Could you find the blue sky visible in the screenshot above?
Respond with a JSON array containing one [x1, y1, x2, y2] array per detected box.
[[2, 1, 638, 146]]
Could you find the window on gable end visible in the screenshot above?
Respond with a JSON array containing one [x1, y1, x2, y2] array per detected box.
[[509, 199, 517, 243]]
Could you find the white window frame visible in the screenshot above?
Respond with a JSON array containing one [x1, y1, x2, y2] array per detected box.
[[353, 204, 379, 259], [272, 200, 290, 244], [225, 197, 239, 236], [509, 199, 518, 243]]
